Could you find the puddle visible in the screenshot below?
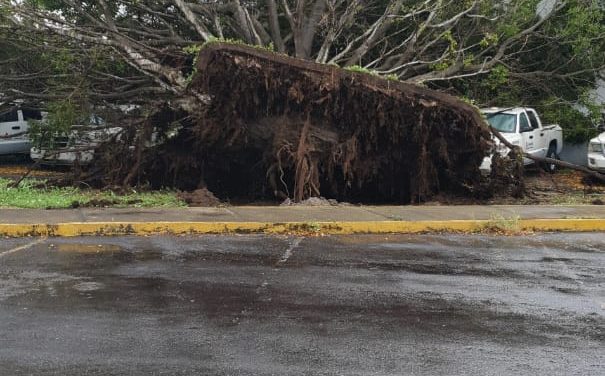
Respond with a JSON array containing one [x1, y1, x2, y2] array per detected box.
[[50, 244, 164, 262], [51, 243, 123, 254]]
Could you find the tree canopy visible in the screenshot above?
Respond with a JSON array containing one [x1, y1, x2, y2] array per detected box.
[[1, 0, 604, 141]]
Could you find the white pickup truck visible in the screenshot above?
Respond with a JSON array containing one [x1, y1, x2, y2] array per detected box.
[[480, 107, 563, 173]]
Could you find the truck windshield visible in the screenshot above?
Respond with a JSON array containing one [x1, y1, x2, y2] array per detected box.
[[484, 113, 516, 133]]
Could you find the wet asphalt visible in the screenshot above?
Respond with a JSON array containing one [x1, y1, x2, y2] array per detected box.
[[0, 233, 603, 375]]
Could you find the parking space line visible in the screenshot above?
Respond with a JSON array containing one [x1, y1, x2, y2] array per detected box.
[[0, 237, 47, 259], [277, 237, 303, 265]]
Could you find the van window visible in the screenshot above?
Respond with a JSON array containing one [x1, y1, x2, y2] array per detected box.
[[0, 109, 19, 123], [22, 109, 43, 121]]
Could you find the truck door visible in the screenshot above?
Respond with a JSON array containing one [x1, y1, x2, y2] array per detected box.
[[526, 109, 547, 157], [0, 108, 22, 137], [519, 112, 539, 158]]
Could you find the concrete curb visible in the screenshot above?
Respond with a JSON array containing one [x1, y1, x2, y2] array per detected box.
[[1, 219, 605, 237]]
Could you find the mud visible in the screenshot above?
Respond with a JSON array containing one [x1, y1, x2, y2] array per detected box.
[[177, 188, 221, 207]]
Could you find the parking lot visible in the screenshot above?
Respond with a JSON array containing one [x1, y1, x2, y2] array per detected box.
[[1, 233, 603, 375]]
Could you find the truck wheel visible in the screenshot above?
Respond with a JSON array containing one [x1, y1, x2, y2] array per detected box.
[[543, 144, 559, 173]]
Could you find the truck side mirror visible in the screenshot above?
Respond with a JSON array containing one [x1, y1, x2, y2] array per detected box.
[[598, 124, 605, 133]]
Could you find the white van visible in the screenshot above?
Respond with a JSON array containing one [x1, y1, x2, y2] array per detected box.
[[0, 107, 44, 155]]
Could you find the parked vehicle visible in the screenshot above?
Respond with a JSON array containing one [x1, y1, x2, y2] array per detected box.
[[0, 107, 44, 155], [30, 115, 121, 165], [587, 132, 605, 172], [480, 107, 563, 173]]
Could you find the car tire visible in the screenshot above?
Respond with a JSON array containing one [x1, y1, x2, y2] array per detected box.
[[543, 144, 559, 173]]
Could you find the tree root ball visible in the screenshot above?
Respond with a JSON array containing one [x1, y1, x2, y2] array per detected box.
[[99, 43, 494, 204]]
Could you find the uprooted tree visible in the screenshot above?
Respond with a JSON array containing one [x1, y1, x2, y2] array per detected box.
[[1, 1, 604, 200], [89, 43, 492, 203]]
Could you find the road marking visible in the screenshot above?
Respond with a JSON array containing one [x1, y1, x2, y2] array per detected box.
[[0, 237, 47, 259], [277, 237, 303, 265]]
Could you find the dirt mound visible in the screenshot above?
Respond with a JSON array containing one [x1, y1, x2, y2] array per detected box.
[[93, 43, 493, 204], [178, 188, 222, 207]]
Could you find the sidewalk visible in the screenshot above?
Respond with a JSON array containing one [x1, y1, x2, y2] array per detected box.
[[1, 205, 605, 237]]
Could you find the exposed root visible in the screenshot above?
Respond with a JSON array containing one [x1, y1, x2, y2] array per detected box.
[[90, 43, 493, 204]]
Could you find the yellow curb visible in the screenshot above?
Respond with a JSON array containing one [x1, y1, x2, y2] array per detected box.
[[0, 219, 604, 237]]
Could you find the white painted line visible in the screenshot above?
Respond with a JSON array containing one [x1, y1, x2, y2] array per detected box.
[[277, 237, 303, 265], [0, 238, 47, 259]]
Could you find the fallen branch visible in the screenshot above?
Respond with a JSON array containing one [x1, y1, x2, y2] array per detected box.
[[488, 126, 605, 182], [0, 131, 28, 139], [9, 144, 99, 188]]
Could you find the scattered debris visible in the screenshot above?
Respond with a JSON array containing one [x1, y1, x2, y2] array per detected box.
[[280, 197, 349, 206]]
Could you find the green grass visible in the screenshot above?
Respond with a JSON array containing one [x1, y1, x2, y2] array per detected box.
[[0, 178, 186, 209]]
